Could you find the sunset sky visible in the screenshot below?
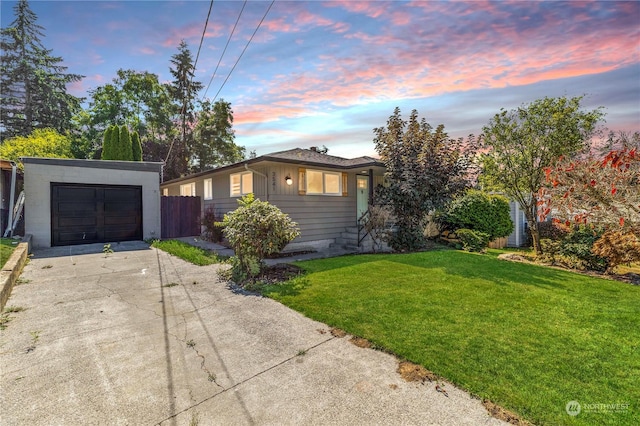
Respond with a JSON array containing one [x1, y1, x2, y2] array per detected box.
[[2, 0, 639, 158]]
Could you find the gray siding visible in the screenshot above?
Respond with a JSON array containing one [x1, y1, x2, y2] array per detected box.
[[161, 162, 364, 244]]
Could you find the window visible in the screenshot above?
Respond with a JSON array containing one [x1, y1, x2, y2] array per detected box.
[[230, 171, 253, 196], [180, 182, 196, 196], [162, 188, 168, 196], [304, 169, 343, 195], [204, 178, 213, 200]]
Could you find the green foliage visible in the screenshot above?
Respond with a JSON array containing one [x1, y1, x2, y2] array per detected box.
[[101, 125, 115, 160], [86, 69, 175, 161], [101, 125, 136, 161], [455, 228, 490, 252], [201, 206, 224, 243], [151, 239, 224, 266], [0, 128, 73, 166], [118, 125, 133, 161], [443, 190, 513, 241], [481, 96, 604, 254], [374, 107, 478, 252], [220, 194, 300, 282], [192, 98, 245, 172], [539, 225, 608, 271], [0, 0, 83, 141], [0, 238, 17, 269], [168, 40, 203, 178], [131, 131, 142, 161]]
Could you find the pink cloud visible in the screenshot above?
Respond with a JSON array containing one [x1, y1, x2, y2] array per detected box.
[[137, 47, 156, 56], [160, 22, 225, 48]]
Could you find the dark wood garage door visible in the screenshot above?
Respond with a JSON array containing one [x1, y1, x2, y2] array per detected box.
[[51, 183, 142, 246]]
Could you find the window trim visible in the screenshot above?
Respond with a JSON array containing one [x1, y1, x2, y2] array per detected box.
[[230, 171, 253, 197]]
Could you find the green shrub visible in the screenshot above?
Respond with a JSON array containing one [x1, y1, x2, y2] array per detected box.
[[443, 190, 513, 241], [456, 228, 490, 252], [558, 225, 608, 272], [201, 206, 224, 243], [537, 226, 610, 272], [538, 221, 568, 241], [219, 194, 300, 282], [131, 131, 142, 161]]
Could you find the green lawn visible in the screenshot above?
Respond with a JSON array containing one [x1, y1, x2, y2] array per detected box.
[[1, 237, 17, 269], [151, 239, 225, 266], [263, 250, 639, 426]]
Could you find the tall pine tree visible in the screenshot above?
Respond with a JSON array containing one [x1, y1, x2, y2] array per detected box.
[[0, 0, 83, 141], [166, 40, 203, 178]]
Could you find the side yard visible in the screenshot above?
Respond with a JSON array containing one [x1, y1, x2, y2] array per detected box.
[[262, 250, 640, 426]]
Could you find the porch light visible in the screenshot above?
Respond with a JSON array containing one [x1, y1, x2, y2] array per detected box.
[[285, 175, 293, 186]]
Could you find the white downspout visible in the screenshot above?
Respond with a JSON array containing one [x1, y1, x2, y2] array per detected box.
[[245, 163, 269, 201], [4, 161, 17, 238]]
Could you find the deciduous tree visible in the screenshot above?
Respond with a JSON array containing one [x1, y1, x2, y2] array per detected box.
[[374, 107, 478, 251], [192, 99, 245, 171], [0, 128, 72, 166], [480, 96, 603, 254]]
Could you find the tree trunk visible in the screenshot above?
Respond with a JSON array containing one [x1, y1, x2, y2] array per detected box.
[[524, 204, 542, 255]]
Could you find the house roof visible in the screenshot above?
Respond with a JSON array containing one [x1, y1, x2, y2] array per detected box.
[[162, 148, 385, 185], [262, 148, 383, 168]]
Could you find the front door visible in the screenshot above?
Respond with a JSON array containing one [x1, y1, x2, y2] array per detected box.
[[356, 175, 369, 222]]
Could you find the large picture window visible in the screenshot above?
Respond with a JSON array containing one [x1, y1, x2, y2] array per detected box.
[[305, 169, 343, 195], [230, 172, 253, 196]]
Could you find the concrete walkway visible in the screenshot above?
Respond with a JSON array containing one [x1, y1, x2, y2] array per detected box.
[[0, 241, 505, 425]]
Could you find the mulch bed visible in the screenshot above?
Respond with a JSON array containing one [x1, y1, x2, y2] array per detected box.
[[253, 263, 305, 285], [498, 253, 640, 285]]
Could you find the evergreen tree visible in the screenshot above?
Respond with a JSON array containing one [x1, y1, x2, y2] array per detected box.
[[167, 40, 203, 177], [109, 125, 119, 159], [118, 125, 133, 161], [101, 125, 115, 160], [0, 0, 83, 140], [131, 131, 142, 161]]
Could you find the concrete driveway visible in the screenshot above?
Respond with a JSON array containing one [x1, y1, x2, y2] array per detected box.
[[1, 241, 505, 425]]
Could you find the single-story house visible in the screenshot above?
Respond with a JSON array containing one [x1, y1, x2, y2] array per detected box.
[[161, 148, 386, 251], [23, 157, 163, 248]]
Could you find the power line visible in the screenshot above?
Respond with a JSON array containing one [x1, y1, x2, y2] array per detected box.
[[203, 0, 247, 100], [211, 0, 275, 103], [165, 0, 214, 167], [193, 0, 214, 72]]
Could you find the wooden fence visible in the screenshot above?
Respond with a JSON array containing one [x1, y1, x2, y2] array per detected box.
[[161, 196, 201, 239]]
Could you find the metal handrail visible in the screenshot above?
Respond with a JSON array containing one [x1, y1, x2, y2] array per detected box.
[[357, 208, 371, 247]]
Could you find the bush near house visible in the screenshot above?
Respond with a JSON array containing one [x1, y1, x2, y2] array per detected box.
[[441, 190, 513, 242], [219, 194, 300, 283], [201, 206, 224, 243]]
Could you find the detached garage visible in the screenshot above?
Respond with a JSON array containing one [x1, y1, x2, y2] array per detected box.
[[23, 158, 162, 248]]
